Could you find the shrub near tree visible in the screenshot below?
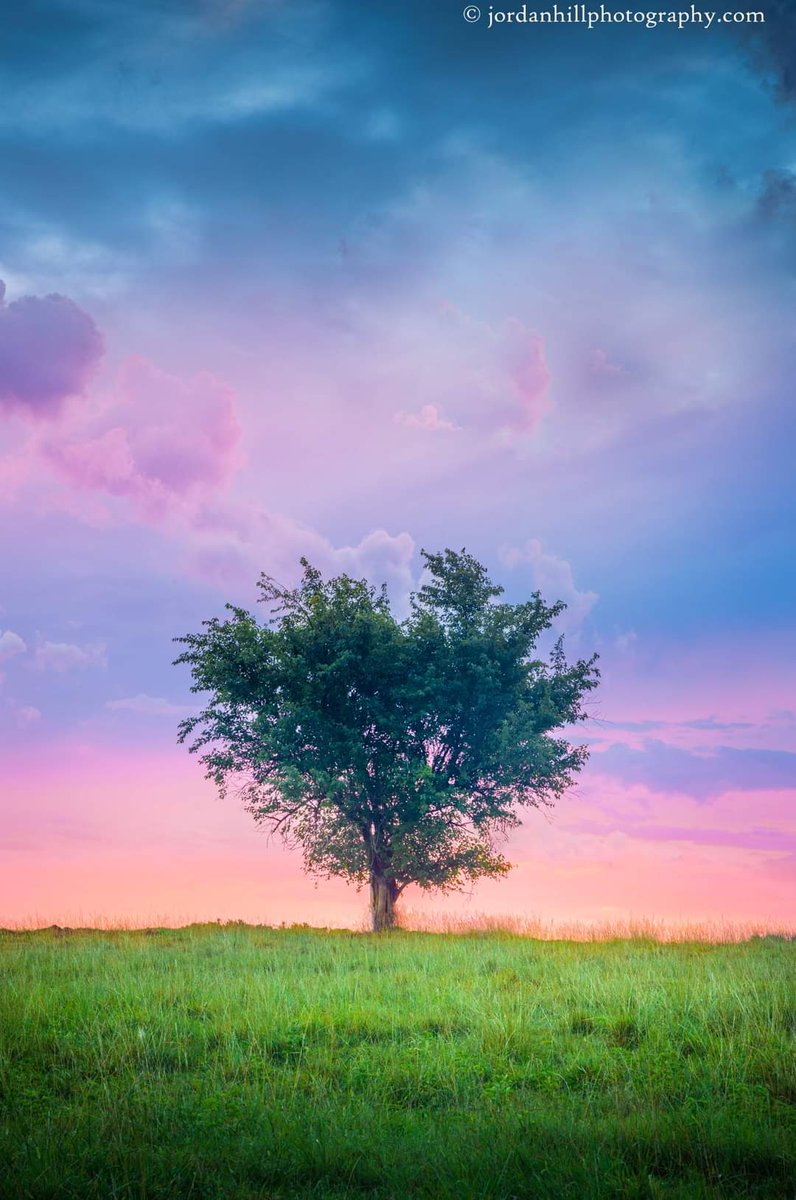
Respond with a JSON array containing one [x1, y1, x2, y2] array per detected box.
[[175, 549, 599, 931]]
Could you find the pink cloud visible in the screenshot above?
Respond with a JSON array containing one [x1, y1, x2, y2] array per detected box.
[[500, 322, 551, 432], [43, 357, 242, 522], [0, 281, 104, 419], [48, 427, 137, 496], [430, 307, 551, 435], [0, 439, 39, 503], [395, 403, 458, 432], [117, 358, 241, 492]]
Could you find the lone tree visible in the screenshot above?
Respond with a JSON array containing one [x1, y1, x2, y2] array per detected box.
[[175, 549, 599, 931]]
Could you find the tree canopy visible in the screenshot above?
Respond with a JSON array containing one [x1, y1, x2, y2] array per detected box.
[[174, 548, 599, 930]]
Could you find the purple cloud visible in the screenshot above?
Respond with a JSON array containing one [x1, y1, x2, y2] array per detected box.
[[569, 816, 796, 857], [0, 281, 104, 418], [594, 740, 796, 800]]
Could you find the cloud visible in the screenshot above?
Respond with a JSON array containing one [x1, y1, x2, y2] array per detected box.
[[499, 323, 551, 434], [34, 641, 107, 672], [741, 0, 796, 101], [106, 694, 195, 717], [423, 307, 551, 437], [0, 282, 104, 418], [182, 501, 418, 614], [395, 403, 458, 432], [567, 814, 796, 857], [0, 630, 26, 663], [0, 697, 42, 730], [614, 631, 637, 653], [0, 40, 348, 139], [590, 349, 626, 378], [43, 357, 242, 522], [500, 539, 598, 631], [593, 740, 796, 800], [600, 716, 755, 735], [330, 527, 416, 614], [682, 717, 757, 732], [757, 169, 796, 222]]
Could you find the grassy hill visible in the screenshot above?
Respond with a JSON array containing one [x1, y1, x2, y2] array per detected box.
[[1, 925, 794, 1198]]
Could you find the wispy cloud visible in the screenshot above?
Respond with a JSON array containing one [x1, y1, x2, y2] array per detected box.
[[34, 641, 107, 672], [105, 694, 196, 718], [0, 630, 26, 663], [592, 740, 796, 801], [395, 404, 459, 432]]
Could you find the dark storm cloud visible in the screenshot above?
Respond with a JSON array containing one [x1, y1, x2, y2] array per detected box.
[[0, 283, 104, 417], [0, 0, 748, 286], [758, 168, 796, 222], [741, 0, 796, 100]]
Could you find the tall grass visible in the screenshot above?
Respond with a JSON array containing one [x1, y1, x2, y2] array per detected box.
[[7, 911, 794, 941], [399, 911, 796, 942], [1, 924, 794, 1198]]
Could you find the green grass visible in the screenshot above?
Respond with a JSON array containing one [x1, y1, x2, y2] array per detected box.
[[1, 925, 794, 1199]]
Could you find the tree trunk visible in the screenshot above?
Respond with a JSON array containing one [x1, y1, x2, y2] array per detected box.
[[370, 871, 399, 932]]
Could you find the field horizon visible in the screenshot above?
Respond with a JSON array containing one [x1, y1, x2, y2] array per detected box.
[[4, 912, 795, 944]]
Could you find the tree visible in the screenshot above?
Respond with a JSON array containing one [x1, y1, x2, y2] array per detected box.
[[174, 548, 599, 931]]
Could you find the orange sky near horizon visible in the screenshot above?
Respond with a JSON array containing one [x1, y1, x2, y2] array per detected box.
[[3, 743, 792, 933]]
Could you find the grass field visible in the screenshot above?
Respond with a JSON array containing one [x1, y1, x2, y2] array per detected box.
[[1, 925, 794, 1199]]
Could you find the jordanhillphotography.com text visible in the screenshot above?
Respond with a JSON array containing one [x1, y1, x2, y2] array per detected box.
[[461, 3, 765, 29]]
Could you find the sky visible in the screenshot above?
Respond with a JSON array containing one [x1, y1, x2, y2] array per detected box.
[[1, 0, 795, 929]]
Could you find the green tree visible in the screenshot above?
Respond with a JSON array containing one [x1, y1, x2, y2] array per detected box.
[[174, 549, 599, 931]]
